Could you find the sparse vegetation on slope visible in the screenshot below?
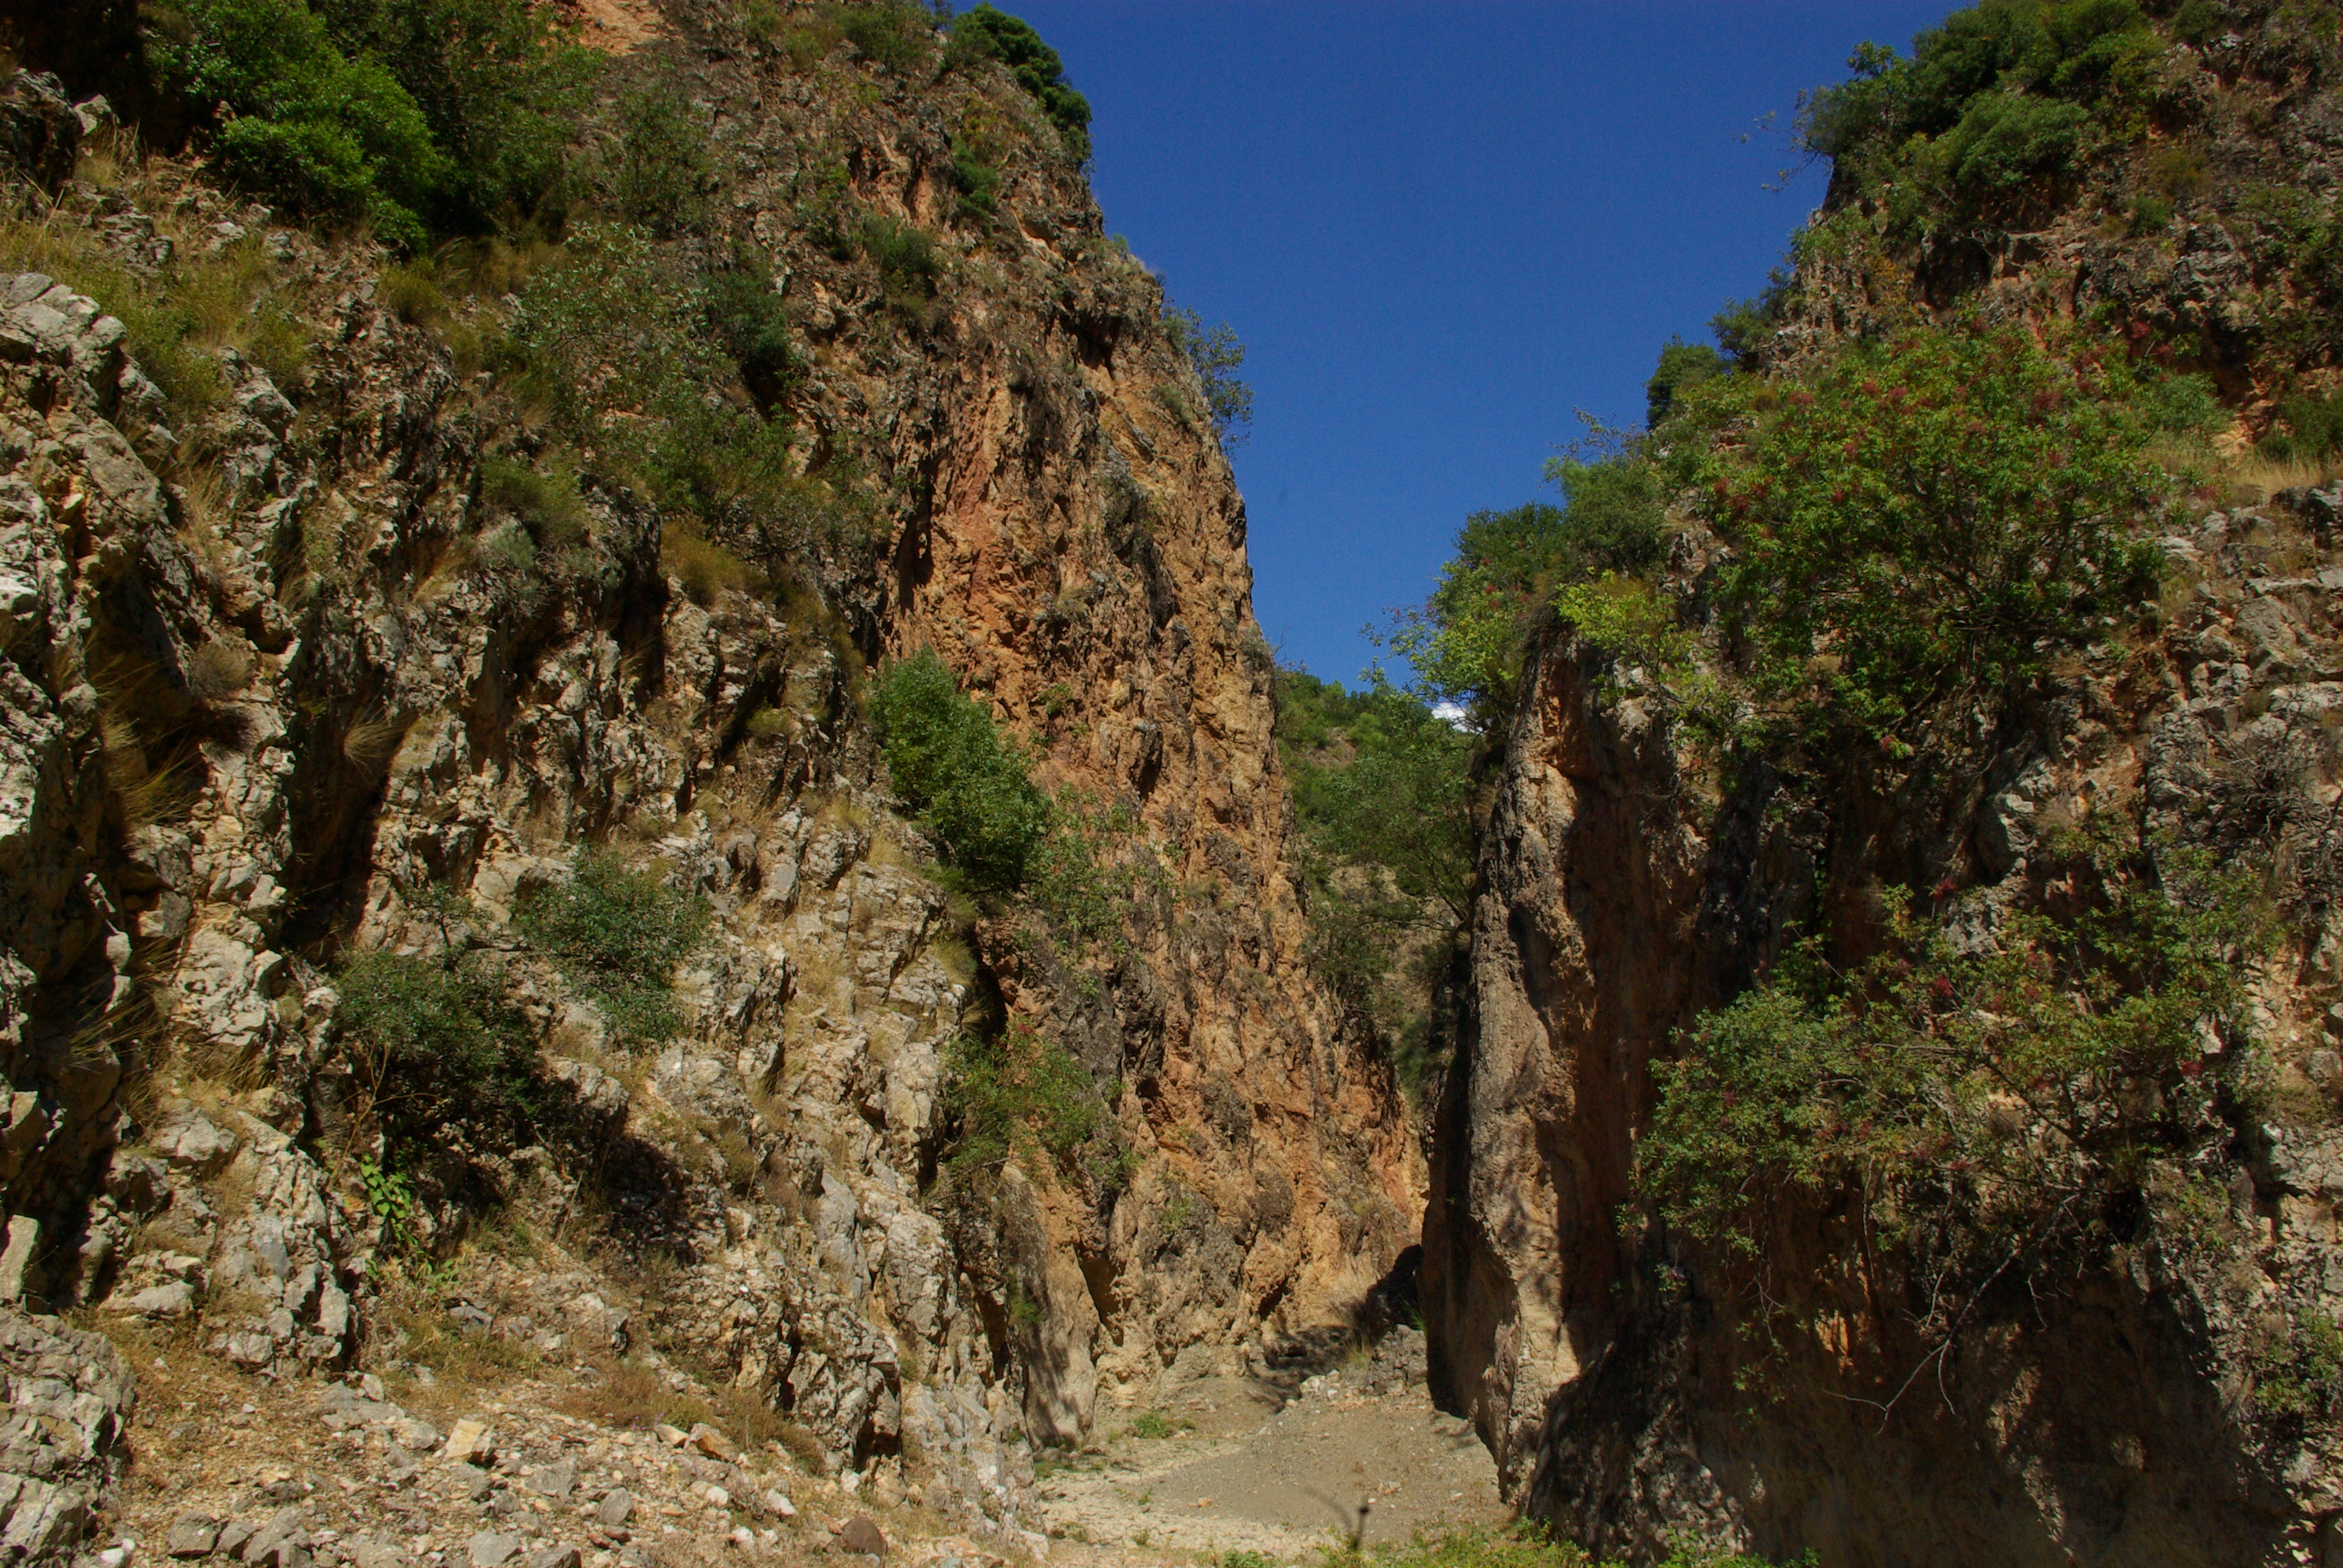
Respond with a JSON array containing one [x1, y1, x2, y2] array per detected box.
[[515, 852, 710, 1046], [1275, 670, 1473, 1096]]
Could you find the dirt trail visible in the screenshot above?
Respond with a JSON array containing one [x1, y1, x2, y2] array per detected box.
[[1043, 1328, 1505, 1562]]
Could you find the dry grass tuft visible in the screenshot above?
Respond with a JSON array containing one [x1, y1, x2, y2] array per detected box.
[[2227, 450, 2342, 501], [663, 523, 765, 608], [342, 710, 414, 776], [185, 639, 254, 703]]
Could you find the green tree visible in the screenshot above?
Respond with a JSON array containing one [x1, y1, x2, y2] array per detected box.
[[1668, 321, 2165, 747], [1297, 681, 1474, 923], [1162, 304, 1253, 446], [1643, 844, 2270, 1289], [871, 651, 1050, 892], [1277, 670, 1474, 1094], [1389, 458, 1666, 712], [947, 3, 1091, 162], [606, 85, 709, 236], [1647, 338, 1727, 426], [1797, 0, 2157, 221]]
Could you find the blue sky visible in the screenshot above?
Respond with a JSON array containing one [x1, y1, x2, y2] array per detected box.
[[1000, 0, 1955, 688]]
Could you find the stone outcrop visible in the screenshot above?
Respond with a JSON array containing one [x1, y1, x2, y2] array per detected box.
[[0, 15, 1417, 1556], [1422, 13, 2343, 1561], [1421, 640, 1708, 1497], [0, 1306, 134, 1564], [1426, 505, 2343, 1564]]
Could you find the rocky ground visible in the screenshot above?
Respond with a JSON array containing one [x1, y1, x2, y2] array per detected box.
[[1037, 1329, 1501, 1563], [48, 1308, 1491, 1568]]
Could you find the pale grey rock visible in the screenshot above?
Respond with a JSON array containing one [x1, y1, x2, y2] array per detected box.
[[465, 1532, 519, 1568], [151, 1106, 238, 1176], [344, 1535, 407, 1568], [111, 1280, 194, 1318], [166, 1514, 219, 1557]]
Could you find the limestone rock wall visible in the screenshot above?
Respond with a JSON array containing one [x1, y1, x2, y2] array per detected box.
[[1425, 516, 2343, 1564], [0, 17, 1417, 1558]]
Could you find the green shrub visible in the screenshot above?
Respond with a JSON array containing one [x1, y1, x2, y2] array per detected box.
[[1647, 337, 1727, 426], [701, 252, 804, 411], [1127, 1410, 1174, 1440], [2247, 1307, 2343, 1427], [308, 0, 600, 229], [836, 1, 937, 72], [514, 852, 710, 1046], [336, 949, 537, 1132], [606, 86, 709, 236], [662, 521, 764, 606], [871, 651, 1049, 891], [2171, 0, 2227, 46], [2260, 390, 2343, 465], [510, 223, 805, 539], [2128, 194, 2173, 235], [947, 4, 1091, 162], [1643, 840, 2269, 1299], [2137, 370, 2223, 437], [1318, 1521, 1804, 1568], [951, 142, 1002, 218], [1161, 304, 1253, 446], [2145, 143, 2210, 203], [1152, 380, 1194, 430], [796, 162, 857, 260], [945, 1020, 1106, 1171], [148, 0, 595, 243], [480, 452, 587, 550], [1933, 90, 2089, 208], [775, 10, 844, 68], [1271, 667, 1377, 757], [860, 214, 942, 299], [1668, 321, 2165, 747], [148, 0, 445, 243], [377, 259, 450, 324]]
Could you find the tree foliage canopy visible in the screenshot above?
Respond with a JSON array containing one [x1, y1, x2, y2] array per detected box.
[[1666, 321, 2165, 746], [872, 651, 1051, 892], [949, 4, 1091, 162]]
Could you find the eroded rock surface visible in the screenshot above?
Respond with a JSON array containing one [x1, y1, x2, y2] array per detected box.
[[0, 24, 1417, 1560]]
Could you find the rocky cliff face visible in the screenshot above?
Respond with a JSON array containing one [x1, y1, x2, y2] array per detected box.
[[1429, 578, 2343, 1563], [1423, 5, 2343, 1560], [0, 12, 1414, 1558]]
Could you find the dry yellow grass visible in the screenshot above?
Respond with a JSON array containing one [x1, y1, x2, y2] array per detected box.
[[664, 522, 766, 607], [2225, 450, 2341, 500]]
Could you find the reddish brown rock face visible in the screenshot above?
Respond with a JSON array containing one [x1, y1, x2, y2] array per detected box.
[[0, 8, 1421, 1535]]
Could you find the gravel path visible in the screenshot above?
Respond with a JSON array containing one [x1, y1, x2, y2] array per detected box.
[[1043, 1329, 1505, 1561]]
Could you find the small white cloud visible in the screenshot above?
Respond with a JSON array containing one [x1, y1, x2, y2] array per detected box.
[[1431, 699, 1471, 730]]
